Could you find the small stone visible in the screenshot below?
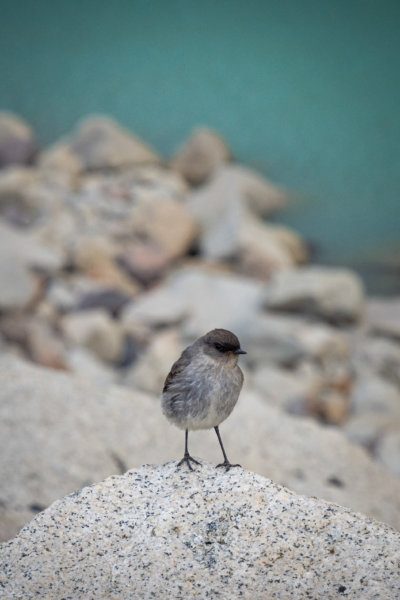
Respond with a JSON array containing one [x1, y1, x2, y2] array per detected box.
[[263, 266, 365, 323], [38, 142, 83, 180], [313, 390, 349, 425], [121, 269, 265, 339], [251, 362, 324, 415], [349, 375, 400, 417], [72, 236, 141, 296], [65, 347, 117, 386], [245, 313, 349, 368], [187, 165, 287, 259], [375, 430, 400, 477], [171, 127, 232, 184], [0, 112, 36, 167], [124, 329, 183, 395], [26, 320, 67, 370], [60, 309, 125, 363], [69, 115, 160, 170], [344, 413, 395, 450], [0, 251, 35, 310], [365, 297, 400, 340], [75, 288, 131, 317], [128, 198, 197, 261], [236, 213, 307, 278], [0, 167, 40, 226], [353, 336, 400, 387], [117, 241, 172, 285]]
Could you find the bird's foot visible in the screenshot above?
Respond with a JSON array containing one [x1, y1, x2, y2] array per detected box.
[[177, 454, 201, 471], [216, 461, 241, 472]]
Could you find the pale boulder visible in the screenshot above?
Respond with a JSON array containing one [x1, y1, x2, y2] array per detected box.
[[263, 266, 365, 323]]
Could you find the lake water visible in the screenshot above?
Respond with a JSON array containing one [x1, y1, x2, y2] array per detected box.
[[1, 0, 399, 293]]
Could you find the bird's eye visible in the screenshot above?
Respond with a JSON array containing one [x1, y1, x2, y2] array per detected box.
[[214, 343, 226, 352]]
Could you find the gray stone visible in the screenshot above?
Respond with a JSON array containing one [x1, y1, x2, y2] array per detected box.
[[0, 250, 36, 310], [1, 355, 400, 542], [236, 213, 307, 278], [121, 269, 265, 339], [251, 362, 324, 414], [71, 236, 141, 296], [263, 266, 365, 323], [1, 464, 399, 600], [124, 329, 184, 394], [244, 313, 349, 368], [60, 309, 125, 363], [171, 127, 232, 184], [375, 430, 400, 478], [343, 413, 396, 451], [187, 166, 288, 260], [190, 164, 286, 217], [127, 197, 197, 260], [0, 220, 63, 275], [65, 347, 117, 386], [69, 115, 160, 170], [366, 297, 400, 340], [0, 218, 65, 311], [0, 167, 40, 226], [353, 336, 400, 387], [0, 112, 36, 167], [349, 375, 400, 417], [38, 142, 83, 180]]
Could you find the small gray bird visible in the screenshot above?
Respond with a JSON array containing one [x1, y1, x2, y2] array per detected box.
[[162, 328, 246, 471]]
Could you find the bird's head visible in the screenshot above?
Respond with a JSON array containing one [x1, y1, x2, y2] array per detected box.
[[201, 328, 246, 363]]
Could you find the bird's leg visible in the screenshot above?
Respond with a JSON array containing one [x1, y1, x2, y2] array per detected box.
[[215, 426, 241, 471], [177, 429, 201, 471]]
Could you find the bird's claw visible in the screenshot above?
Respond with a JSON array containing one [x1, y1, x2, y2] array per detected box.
[[177, 454, 201, 471], [216, 461, 241, 472]]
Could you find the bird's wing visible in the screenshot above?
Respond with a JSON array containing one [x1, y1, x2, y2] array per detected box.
[[162, 347, 192, 393]]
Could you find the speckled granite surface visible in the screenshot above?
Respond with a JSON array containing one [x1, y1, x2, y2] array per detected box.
[[1, 462, 399, 599]]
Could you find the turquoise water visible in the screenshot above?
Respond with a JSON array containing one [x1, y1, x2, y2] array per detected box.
[[1, 0, 399, 292]]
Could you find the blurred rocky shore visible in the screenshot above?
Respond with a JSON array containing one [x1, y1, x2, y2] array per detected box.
[[1, 111, 400, 541]]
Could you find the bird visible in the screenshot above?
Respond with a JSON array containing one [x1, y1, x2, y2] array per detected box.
[[162, 328, 246, 471]]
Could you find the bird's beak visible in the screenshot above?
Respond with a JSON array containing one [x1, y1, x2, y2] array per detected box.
[[233, 349, 247, 355]]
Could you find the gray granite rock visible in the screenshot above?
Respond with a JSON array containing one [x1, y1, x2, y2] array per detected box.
[[0, 112, 36, 167], [263, 266, 365, 323], [2, 355, 400, 542], [1, 463, 399, 600]]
